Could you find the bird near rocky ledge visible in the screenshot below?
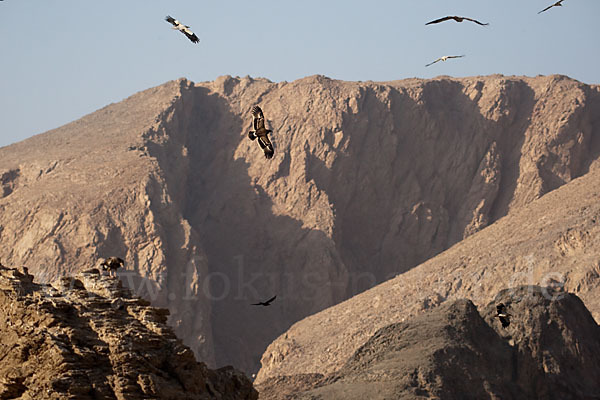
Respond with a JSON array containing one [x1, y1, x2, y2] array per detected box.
[[425, 55, 465, 67], [251, 295, 277, 306], [248, 105, 275, 159], [425, 16, 489, 26], [538, 0, 564, 14], [495, 303, 511, 328], [165, 15, 200, 43], [100, 257, 125, 277]]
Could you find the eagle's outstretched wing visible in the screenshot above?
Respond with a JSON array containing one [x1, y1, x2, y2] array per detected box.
[[252, 105, 266, 131], [165, 15, 178, 26], [463, 17, 489, 26], [538, 0, 564, 14], [182, 30, 199, 43], [425, 16, 454, 25], [258, 136, 274, 159], [425, 58, 442, 67]]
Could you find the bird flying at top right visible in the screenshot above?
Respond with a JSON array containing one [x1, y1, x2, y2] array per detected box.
[[538, 0, 564, 14]]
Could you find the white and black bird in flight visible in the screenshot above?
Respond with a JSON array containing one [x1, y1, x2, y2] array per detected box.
[[426, 16, 489, 26], [425, 55, 465, 67], [495, 303, 511, 328], [251, 295, 277, 306], [538, 0, 564, 14], [165, 15, 199, 43]]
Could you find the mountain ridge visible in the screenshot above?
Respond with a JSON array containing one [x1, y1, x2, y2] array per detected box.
[[1, 74, 599, 375]]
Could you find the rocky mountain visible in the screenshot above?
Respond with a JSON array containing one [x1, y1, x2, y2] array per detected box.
[[1, 74, 599, 374], [0, 264, 257, 399], [256, 162, 600, 383], [257, 286, 600, 399]]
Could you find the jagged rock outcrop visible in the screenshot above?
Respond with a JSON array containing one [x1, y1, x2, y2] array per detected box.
[[256, 165, 600, 382], [258, 287, 600, 399], [1, 74, 599, 374], [0, 264, 257, 400], [483, 286, 600, 399]]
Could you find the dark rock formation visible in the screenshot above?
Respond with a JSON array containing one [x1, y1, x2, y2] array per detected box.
[[0, 264, 257, 400], [257, 164, 600, 381], [259, 288, 600, 399], [483, 286, 600, 399]]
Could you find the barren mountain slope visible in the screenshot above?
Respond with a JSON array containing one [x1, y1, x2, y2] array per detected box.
[[258, 287, 600, 400], [0, 80, 218, 365], [1, 74, 599, 374], [0, 265, 257, 400], [256, 165, 600, 382]]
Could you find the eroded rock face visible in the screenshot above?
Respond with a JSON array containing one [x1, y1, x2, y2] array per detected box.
[[258, 288, 600, 399], [483, 286, 600, 399], [0, 264, 257, 400], [0, 74, 599, 374], [256, 166, 600, 382]]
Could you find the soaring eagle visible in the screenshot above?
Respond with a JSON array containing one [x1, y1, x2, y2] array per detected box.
[[425, 16, 489, 26], [425, 55, 465, 67], [100, 257, 125, 277], [248, 105, 274, 159], [495, 303, 511, 328], [165, 15, 199, 43], [251, 295, 277, 306], [538, 0, 564, 14]]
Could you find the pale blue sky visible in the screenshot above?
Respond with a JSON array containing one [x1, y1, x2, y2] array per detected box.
[[1, 0, 599, 148]]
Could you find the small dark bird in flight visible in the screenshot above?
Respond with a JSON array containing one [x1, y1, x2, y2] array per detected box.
[[165, 15, 199, 43], [252, 295, 277, 306], [538, 0, 564, 14], [100, 257, 125, 276], [425, 55, 465, 67], [425, 16, 489, 26], [495, 303, 511, 328], [248, 106, 275, 159]]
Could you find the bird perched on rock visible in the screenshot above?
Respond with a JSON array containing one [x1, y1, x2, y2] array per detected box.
[[248, 106, 275, 159], [495, 303, 511, 328], [251, 295, 276, 306], [100, 257, 124, 277], [425, 16, 489, 26], [22, 267, 34, 282], [165, 15, 199, 43]]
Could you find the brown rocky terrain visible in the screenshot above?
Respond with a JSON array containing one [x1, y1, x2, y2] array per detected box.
[[0, 263, 257, 399], [257, 286, 600, 399], [256, 164, 600, 383], [1, 74, 599, 375]]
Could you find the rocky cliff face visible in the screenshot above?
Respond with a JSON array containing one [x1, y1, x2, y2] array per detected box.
[[0, 264, 257, 399], [1, 74, 599, 374], [257, 287, 600, 399], [256, 163, 600, 383]]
